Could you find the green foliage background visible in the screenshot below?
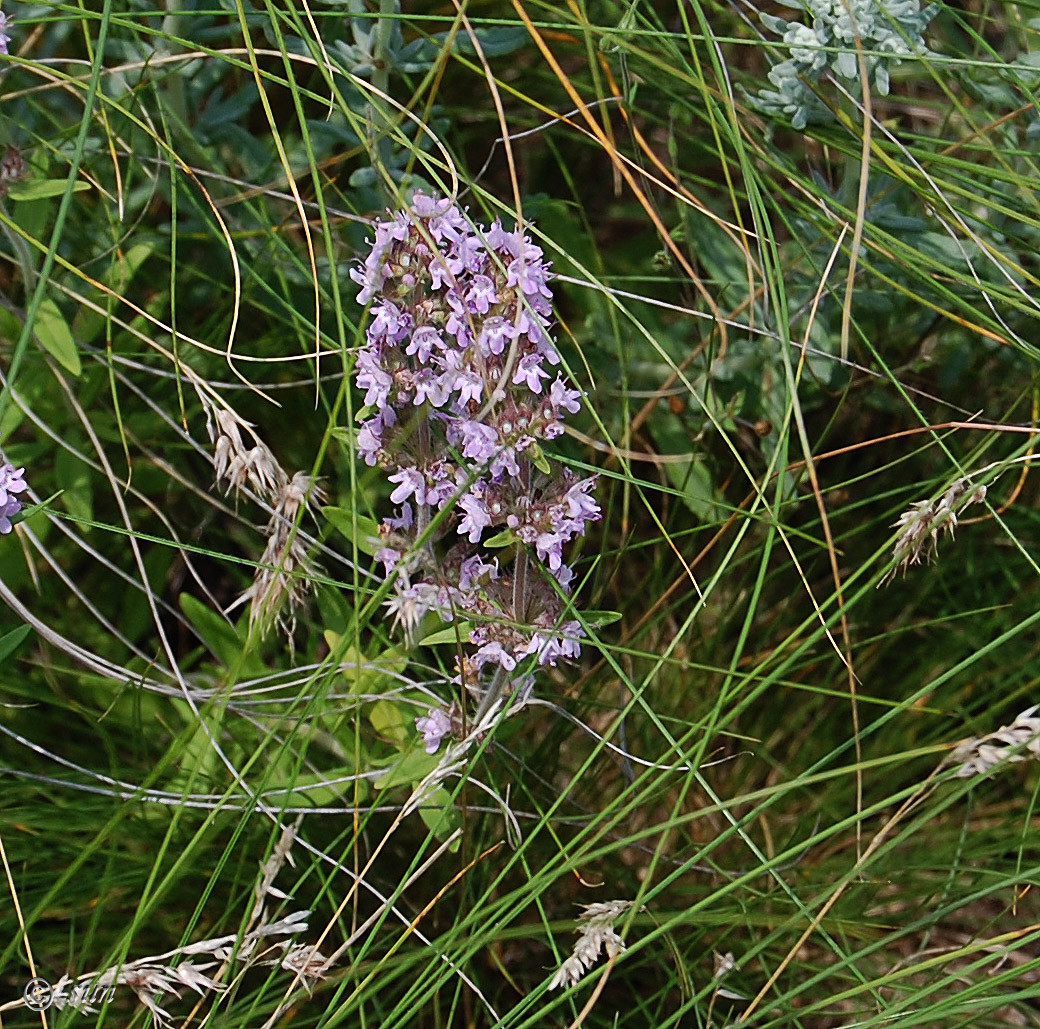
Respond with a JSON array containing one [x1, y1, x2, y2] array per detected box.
[[3, 1, 1040, 1026]]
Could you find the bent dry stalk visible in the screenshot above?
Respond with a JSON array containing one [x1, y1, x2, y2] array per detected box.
[[352, 193, 600, 751]]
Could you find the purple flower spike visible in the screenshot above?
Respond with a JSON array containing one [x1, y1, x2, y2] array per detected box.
[[351, 192, 598, 728]]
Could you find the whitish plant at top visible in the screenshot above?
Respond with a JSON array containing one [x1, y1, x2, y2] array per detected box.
[[752, 0, 940, 128], [352, 192, 599, 750]]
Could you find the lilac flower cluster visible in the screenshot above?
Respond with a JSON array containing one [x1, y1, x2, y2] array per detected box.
[[0, 460, 27, 533], [352, 193, 600, 750]]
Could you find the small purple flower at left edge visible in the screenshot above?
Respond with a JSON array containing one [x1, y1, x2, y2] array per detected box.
[[0, 461, 28, 534], [0, 13, 11, 57], [416, 707, 453, 754]]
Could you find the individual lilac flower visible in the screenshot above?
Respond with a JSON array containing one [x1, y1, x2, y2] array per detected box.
[[356, 351, 394, 409], [410, 193, 451, 218], [511, 308, 548, 346], [564, 477, 600, 523], [357, 404, 397, 464], [459, 554, 497, 590], [406, 325, 444, 363], [386, 581, 448, 643], [549, 378, 582, 415], [350, 251, 389, 305], [456, 419, 498, 464], [0, 463, 27, 506], [489, 445, 521, 480], [416, 708, 453, 754], [444, 312, 474, 353], [536, 335, 561, 365], [0, 499, 19, 534], [449, 365, 484, 408], [388, 467, 427, 506], [356, 418, 384, 465], [534, 530, 566, 571], [513, 353, 549, 394], [412, 368, 450, 408], [477, 316, 514, 357], [369, 300, 411, 342], [374, 546, 402, 574], [424, 462, 458, 508], [526, 624, 585, 665], [553, 563, 576, 591], [0, 14, 11, 57], [429, 255, 456, 292], [448, 233, 485, 275], [473, 640, 517, 671], [458, 492, 492, 543], [485, 219, 523, 256], [384, 502, 414, 532], [507, 254, 552, 301], [465, 275, 498, 314]]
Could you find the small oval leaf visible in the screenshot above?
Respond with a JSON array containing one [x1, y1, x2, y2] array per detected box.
[[419, 622, 471, 647], [8, 179, 91, 201], [34, 297, 81, 376], [323, 506, 382, 556]]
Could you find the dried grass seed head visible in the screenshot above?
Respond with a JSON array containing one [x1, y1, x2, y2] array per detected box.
[[883, 478, 987, 583], [952, 705, 1040, 777], [548, 899, 635, 990], [209, 406, 288, 500], [234, 473, 326, 636]]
